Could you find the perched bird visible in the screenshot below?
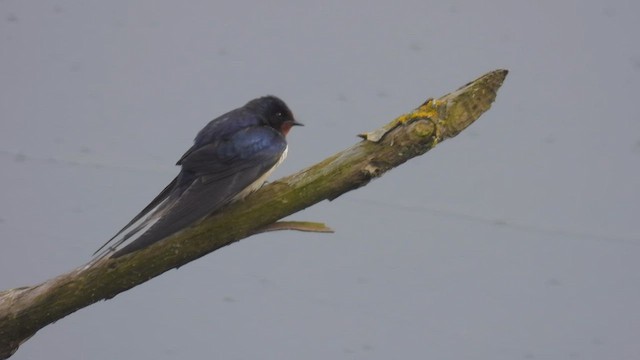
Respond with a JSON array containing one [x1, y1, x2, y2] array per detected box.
[[94, 96, 302, 258]]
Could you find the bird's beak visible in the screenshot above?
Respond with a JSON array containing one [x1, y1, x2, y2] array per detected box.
[[292, 120, 304, 126]]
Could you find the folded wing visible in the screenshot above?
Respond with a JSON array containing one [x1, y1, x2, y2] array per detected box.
[[97, 126, 287, 258]]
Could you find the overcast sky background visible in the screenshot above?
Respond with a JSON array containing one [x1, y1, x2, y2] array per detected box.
[[1, 1, 639, 359]]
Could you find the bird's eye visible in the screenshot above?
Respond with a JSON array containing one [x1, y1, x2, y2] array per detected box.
[[275, 112, 283, 117]]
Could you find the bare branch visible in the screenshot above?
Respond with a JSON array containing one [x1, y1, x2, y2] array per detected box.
[[0, 69, 508, 359]]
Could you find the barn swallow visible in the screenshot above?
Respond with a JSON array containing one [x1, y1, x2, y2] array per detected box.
[[94, 96, 302, 258]]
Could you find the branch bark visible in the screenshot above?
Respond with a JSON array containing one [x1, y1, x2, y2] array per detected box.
[[0, 69, 508, 359]]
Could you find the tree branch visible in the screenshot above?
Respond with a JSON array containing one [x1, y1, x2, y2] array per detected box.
[[0, 69, 508, 359]]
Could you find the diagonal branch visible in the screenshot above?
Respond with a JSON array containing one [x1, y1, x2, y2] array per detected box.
[[0, 69, 508, 359]]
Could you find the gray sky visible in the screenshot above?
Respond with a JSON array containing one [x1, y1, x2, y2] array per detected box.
[[1, 1, 639, 359]]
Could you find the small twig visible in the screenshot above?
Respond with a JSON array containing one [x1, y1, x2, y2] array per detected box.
[[256, 221, 335, 234]]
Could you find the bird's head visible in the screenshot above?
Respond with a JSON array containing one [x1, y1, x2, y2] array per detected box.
[[247, 95, 303, 136]]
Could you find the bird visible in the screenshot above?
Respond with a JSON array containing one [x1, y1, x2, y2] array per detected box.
[[93, 95, 302, 259]]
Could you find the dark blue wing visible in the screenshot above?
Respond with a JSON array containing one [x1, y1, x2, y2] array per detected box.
[[110, 126, 286, 257]]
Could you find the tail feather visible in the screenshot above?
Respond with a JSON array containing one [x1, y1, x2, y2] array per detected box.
[[92, 177, 179, 258]]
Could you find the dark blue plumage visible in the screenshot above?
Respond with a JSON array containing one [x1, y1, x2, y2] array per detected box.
[[94, 96, 301, 258]]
